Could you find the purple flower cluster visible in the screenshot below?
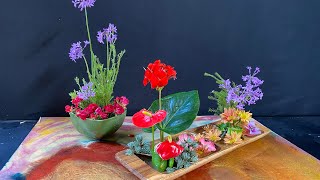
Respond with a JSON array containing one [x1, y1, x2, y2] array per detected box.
[[220, 67, 264, 109], [77, 82, 95, 100], [72, 0, 96, 11], [97, 23, 118, 44], [245, 120, 262, 136], [69, 41, 89, 62]]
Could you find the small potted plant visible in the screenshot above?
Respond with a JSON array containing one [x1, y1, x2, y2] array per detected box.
[[64, 0, 128, 139]]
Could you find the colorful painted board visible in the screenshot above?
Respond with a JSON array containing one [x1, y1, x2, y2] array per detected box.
[[1, 116, 320, 180]]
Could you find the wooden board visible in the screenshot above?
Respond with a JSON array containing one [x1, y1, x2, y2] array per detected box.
[[116, 119, 271, 180]]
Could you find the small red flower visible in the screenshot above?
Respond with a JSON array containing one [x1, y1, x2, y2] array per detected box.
[[114, 103, 125, 115], [104, 104, 114, 113], [132, 109, 167, 128], [115, 96, 129, 107], [65, 105, 72, 113], [143, 60, 177, 89], [72, 97, 83, 107], [155, 139, 184, 160], [77, 110, 88, 120], [83, 103, 98, 115]]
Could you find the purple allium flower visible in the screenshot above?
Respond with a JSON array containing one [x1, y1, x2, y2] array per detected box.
[[77, 82, 95, 100], [220, 67, 264, 109], [72, 0, 96, 11], [244, 120, 262, 136], [97, 23, 118, 44], [69, 41, 89, 62]]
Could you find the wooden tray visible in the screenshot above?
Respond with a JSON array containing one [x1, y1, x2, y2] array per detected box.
[[116, 119, 271, 180]]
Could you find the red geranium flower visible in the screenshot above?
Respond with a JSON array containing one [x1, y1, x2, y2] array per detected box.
[[132, 109, 167, 128], [143, 60, 177, 89], [155, 138, 184, 160]]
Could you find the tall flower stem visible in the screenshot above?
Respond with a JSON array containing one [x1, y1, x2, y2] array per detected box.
[[84, 7, 95, 78], [158, 89, 164, 142], [151, 126, 155, 151], [82, 55, 91, 77]]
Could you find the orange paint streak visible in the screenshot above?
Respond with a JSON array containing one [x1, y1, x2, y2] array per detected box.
[[27, 142, 126, 179]]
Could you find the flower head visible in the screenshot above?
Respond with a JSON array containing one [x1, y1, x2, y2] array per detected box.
[[194, 133, 204, 142], [77, 82, 95, 100], [220, 67, 264, 109], [69, 41, 89, 62], [97, 23, 118, 44], [244, 120, 262, 136], [72, 0, 96, 11], [115, 96, 129, 107], [203, 124, 215, 133], [196, 138, 216, 156], [143, 60, 177, 89], [204, 128, 222, 142], [155, 139, 184, 160], [220, 108, 239, 123], [224, 131, 243, 144], [238, 110, 252, 123], [132, 109, 167, 128]]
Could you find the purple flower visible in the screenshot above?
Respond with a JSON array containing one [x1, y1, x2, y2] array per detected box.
[[68, 41, 89, 62], [244, 120, 261, 136], [72, 0, 96, 11], [97, 23, 118, 44], [220, 67, 264, 109], [77, 82, 95, 100]]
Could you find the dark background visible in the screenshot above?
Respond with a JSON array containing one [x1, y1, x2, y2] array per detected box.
[[0, 0, 320, 166], [1, 0, 320, 119]]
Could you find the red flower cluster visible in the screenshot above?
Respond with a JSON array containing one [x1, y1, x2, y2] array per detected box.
[[143, 60, 177, 89], [65, 96, 129, 120]]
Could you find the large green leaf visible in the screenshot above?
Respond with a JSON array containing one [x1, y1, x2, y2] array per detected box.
[[149, 90, 200, 134]]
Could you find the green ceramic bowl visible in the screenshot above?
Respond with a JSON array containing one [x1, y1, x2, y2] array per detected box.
[[69, 110, 126, 140]]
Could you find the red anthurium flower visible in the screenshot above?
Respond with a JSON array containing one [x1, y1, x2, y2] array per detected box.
[[155, 137, 184, 160], [132, 109, 167, 128], [143, 60, 177, 89]]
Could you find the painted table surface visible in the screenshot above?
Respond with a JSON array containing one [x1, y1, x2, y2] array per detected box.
[[1, 117, 320, 180]]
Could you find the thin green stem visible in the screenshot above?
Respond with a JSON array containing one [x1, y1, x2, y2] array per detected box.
[[151, 126, 155, 151], [158, 89, 164, 142], [82, 55, 91, 78], [84, 7, 95, 78]]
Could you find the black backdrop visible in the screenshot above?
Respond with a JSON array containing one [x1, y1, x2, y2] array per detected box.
[[1, 0, 320, 120]]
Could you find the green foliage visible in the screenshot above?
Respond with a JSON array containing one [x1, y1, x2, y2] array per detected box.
[[166, 136, 199, 173], [204, 72, 236, 115], [125, 134, 151, 156], [69, 9, 126, 107], [148, 90, 200, 135]]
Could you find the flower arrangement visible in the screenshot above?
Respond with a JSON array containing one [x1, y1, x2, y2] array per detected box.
[[126, 59, 200, 173], [66, 0, 128, 119], [204, 66, 264, 143], [65, 0, 128, 138]]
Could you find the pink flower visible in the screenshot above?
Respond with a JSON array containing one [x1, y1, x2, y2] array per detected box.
[[197, 138, 216, 155], [116, 96, 129, 107], [114, 103, 125, 115]]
